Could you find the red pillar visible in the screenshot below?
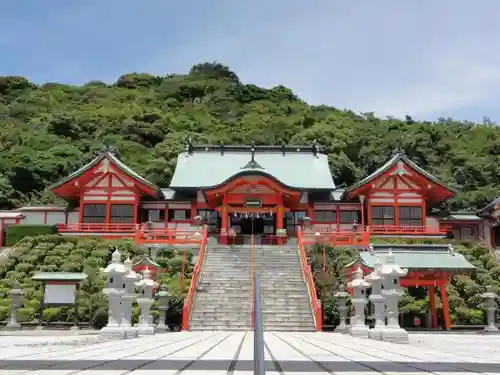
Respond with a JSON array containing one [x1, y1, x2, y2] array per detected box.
[[428, 286, 438, 329], [276, 205, 284, 245], [220, 205, 228, 244], [440, 283, 451, 330]]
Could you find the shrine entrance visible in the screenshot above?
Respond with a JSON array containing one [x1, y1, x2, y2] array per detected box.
[[204, 174, 303, 245]]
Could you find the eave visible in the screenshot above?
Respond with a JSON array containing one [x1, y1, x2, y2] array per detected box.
[[50, 151, 162, 200], [344, 151, 456, 201]]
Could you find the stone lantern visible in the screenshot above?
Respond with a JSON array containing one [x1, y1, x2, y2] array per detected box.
[[194, 215, 203, 228], [302, 216, 312, 232], [364, 258, 386, 340], [122, 257, 141, 338], [135, 267, 159, 335], [380, 250, 409, 343], [6, 280, 24, 330], [101, 249, 127, 335], [347, 266, 370, 337], [333, 284, 350, 333], [156, 285, 173, 332], [481, 286, 499, 333]]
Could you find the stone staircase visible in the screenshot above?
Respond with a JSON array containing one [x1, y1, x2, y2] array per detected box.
[[189, 245, 252, 331], [255, 245, 316, 331], [189, 241, 316, 331]]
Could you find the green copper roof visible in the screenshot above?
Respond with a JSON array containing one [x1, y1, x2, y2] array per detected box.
[[477, 197, 500, 217], [50, 148, 161, 197], [345, 150, 456, 196], [351, 244, 475, 271], [169, 145, 335, 190], [32, 272, 88, 281]]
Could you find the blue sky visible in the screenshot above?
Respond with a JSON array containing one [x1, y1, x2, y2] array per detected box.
[[1, 0, 499, 122]]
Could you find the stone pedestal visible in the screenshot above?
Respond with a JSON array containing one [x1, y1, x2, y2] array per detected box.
[[334, 284, 350, 334], [101, 249, 127, 336], [122, 257, 141, 338], [365, 259, 386, 340], [135, 267, 159, 335], [347, 267, 370, 338], [481, 286, 499, 333], [380, 251, 409, 344], [5, 281, 24, 331], [156, 285, 172, 333]]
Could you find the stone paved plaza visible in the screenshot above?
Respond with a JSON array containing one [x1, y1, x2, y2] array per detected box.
[[0, 331, 500, 374]]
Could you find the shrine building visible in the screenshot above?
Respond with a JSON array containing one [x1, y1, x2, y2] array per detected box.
[[0, 142, 496, 249]]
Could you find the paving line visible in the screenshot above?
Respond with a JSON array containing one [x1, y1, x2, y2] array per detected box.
[[0, 337, 156, 365], [295, 333, 485, 374], [227, 331, 247, 375], [1, 333, 212, 375], [170, 332, 233, 375], [287, 333, 454, 375], [67, 332, 225, 375], [309, 333, 500, 363], [272, 332, 380, 375], [263, 340, 285, 375]]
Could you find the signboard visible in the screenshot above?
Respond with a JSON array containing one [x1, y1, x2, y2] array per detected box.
[[44, 284, 76, 304], [244, 199, 262, 208]]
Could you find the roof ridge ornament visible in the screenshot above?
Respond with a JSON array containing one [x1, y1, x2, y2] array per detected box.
[[185, 137, 193, 155], [241, 141, 264, 170], [219, 141, 224, 155], [312, 139, 319, 157], [101, 144, 117, 156]]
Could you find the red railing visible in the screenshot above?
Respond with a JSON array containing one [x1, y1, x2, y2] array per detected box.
[[135, 228, 206, 245], [370, 225, 447, 235], [57, 223, 139, 232], [301, 227, 370, 247], [251, 234, 255, 329], [297, 227, 322, 331], [181, 225, 208, 331]]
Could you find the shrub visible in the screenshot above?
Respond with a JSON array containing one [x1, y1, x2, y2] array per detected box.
[[5, 225, 58, 246]]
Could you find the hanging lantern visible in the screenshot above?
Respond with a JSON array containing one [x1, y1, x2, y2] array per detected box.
[[256, 213, 260, 219]]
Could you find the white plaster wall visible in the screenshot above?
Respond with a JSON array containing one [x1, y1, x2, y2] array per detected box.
[[426, 217, 440, 231], [19, 212, 45, 225], [46, 212, 66, 225], [67, 211, 79, 224]]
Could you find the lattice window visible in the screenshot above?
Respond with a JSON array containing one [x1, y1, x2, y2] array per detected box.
[[339, 210, 361, 224], [398, 206, 422, 227], [110, 204, 134, 223], [314, 211, 337, 222], [168, 209, 191, 221], [371, 206, 395, 225], [82, 204, 106, 224]]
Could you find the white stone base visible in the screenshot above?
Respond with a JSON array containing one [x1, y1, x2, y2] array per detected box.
[[156, 324, 170, 333], [484, 325, 500, 333], [349, 324, 369, 338], [138, 325, 155, 335], [4, 323, 21, 331], [368, 327, 384, 340], [381, 327, 409, 344], [124, 327, 139, 338], [100, 325, 124, 337]]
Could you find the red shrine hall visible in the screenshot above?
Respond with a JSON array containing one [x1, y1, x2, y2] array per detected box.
[[0, 142, 494, 248]]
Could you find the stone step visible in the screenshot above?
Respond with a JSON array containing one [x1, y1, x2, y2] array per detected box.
[[191, 312, 313, 319]]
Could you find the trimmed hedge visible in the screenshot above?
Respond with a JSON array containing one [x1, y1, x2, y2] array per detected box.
[[4, 225, 58, 246]]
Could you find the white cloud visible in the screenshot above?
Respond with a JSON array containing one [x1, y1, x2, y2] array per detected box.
[[147, 0, 500, 120]]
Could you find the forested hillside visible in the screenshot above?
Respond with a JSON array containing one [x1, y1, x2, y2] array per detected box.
[[1, 62, 499, 210]]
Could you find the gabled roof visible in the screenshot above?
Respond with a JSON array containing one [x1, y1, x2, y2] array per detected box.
[[169, 144, 335, 190], [344, 150, 456, 199], [347, 243, 475, 271], [50, 149, 161, 198], [477, 197, 500, 217]]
